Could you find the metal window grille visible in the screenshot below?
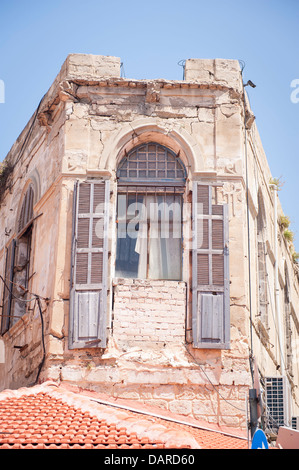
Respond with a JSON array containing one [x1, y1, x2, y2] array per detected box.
[[117, 143, 187, 183], [265, 376, 290, 432]]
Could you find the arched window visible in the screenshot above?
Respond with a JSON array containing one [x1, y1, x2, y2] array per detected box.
[[115, 143, 186, 280], [1, 185, 35, 333], [17, 184, 34, 234], [117, 142, 187, 182]]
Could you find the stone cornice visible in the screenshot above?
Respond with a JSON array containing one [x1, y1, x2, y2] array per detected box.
[[37, 76, 243, 122]]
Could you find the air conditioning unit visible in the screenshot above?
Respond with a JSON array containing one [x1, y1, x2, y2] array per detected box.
[[292, 416, 299, 430], [265, 376, 291, 432]]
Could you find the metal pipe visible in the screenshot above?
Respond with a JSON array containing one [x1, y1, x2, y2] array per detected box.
[[242, 85, 254, 357], [271, 184, 285, 375]]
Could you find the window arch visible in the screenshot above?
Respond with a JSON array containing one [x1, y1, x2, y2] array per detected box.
[[17, 184, 34, 234], [115, 143, 186, 280]]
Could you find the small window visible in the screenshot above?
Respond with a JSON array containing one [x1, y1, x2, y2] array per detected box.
[[115, 143, 186, 280]]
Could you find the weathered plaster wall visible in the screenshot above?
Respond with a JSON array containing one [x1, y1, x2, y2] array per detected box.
[[246, 119, 299, 414], [0, 59, 69, 387], [0, 137, 63, 388], [1, 54, 298, 429], [38, 56, 251, 430]]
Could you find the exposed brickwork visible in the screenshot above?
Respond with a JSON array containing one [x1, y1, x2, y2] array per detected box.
[[112, 279, 186, 348]]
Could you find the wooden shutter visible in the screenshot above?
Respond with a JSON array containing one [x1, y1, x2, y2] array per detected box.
[[192, 183, 230, 348], [1, 240, 16, 335], [69, 180, 110, 349], [258, 241, 268, 327]]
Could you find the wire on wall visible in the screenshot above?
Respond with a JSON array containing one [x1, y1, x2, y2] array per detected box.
[[240, 67, 254, 370], [34, 296, 46, 385], [0, 275, 47, 384], [184, 345, 246, 413], [14, 95, 45, 168]]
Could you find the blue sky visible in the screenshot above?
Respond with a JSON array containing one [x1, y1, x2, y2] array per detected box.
[[0, 0, 298, 249]]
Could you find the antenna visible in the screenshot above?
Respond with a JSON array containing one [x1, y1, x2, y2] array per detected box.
[[178, 60, 186, 80], [120, 62, 126, 78]]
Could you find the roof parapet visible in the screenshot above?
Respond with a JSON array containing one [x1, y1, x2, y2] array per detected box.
[[61, 53, 121, 81], [184, 58, 243, 93]]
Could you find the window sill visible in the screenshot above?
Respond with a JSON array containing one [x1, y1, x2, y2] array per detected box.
[[112, 277, 186, 287]]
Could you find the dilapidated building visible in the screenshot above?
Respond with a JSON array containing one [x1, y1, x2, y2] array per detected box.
[[0, 54, 298, 439]]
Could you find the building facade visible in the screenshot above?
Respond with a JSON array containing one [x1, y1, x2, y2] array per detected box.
[[0, 54, 298, 435]]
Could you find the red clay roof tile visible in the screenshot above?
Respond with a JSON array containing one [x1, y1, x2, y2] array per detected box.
[[0, 381, 248, 449]]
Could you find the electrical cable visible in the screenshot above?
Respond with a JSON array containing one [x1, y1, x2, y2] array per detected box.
[[34, 296, 46, 385], [184, 345, 246, 413], [13, 95, 45, 168], [0, 275, 47, 384], [238, 59, 246, 73], [241, 73, 254, 361], [0, 275, 38, 303], [0, 274, 49, 303]]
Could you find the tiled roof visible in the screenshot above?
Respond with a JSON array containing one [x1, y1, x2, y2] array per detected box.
[[0, 381, 248, 449]]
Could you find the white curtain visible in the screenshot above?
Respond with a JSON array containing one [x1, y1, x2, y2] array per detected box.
[[135, 195, 182, 280], [135, 196, 148, 279]]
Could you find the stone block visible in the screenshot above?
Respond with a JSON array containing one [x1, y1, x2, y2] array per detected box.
[[64, 54, 121, 80], [48, 336, 64, 356], [153, 385, 176, 400], [185, 58, 242, 92], [60, 365, 84, 382], [192, 398, 218, 417], [169, 399, 192, 416]]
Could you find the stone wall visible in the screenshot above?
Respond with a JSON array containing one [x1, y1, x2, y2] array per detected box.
[[47, 272, 250, 429]]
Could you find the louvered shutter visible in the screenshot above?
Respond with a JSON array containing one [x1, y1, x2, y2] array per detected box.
[[1, 240, 16, 335], [69, 180, 110, 349], [258, 241, 268, 327], [192, 183, 230, 348]]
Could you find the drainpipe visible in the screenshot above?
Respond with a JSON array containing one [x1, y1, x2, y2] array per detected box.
[[242, 84, 254, 358], [270, 183, 285, 376]]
